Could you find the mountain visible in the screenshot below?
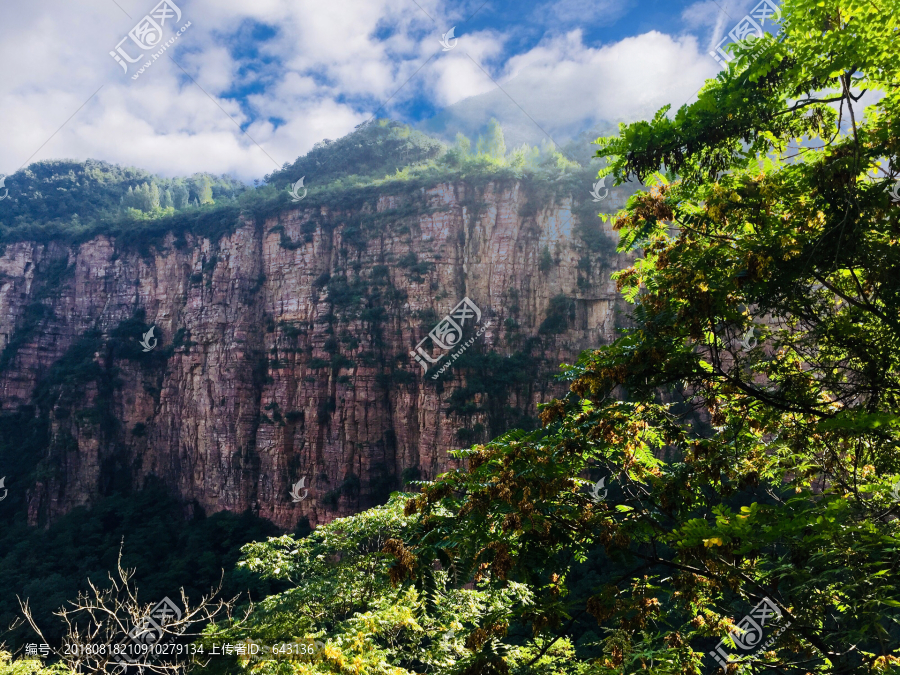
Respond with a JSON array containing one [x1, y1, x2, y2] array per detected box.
[[265, 119, 447, 188], [0, 120, 636, 530], [0, 159, 247, 242]]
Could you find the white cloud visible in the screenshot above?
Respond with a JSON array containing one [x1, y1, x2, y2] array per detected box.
[[0, 0, 726, 182], [426, 30, 508, 107], [682, 0, 728, 33], [421, 29, 721, 150]]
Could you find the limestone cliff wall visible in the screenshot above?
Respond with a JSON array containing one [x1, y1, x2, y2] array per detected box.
[[0, 179, 632, 528]]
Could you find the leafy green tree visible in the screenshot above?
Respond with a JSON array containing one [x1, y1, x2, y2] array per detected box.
[[197, 496, 559, 675], [509, 143, 541, 172], [149, 182, 161, 211], [476, 119, 507, 160], [0, 483, 279, 653], [0, 159, 249, 245], [265, 119, 446, 191], [135, 183, 152, 211], [0, 651, 70, 675], [195, 175, 215, 206], [389, 0, 900, 673], [455, 132, 473, 157], [171, 182, 190, 209]]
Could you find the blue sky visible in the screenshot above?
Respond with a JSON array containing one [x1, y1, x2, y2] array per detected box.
[[0, 0, 775, 181]]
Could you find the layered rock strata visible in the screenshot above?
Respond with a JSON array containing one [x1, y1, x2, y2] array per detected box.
[[0, 180, 631, 528]]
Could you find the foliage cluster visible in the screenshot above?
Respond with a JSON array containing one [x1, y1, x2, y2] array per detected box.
[[264, 120, 446, 190], [194, 497, 551, 675], [386, 2, 900, 673], [0, 119, 616, 259], [14, 5, 891, 670], [0, 159, 245, 246], [0, 483, 280, 654], [0, 651, 67, 675], [171, 2, 900, 673]]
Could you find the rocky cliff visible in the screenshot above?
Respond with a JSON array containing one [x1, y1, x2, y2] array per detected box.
[[0, 177, 631, 529]]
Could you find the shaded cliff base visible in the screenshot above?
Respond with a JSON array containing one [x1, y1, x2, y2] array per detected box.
[[0, 479, 283, 654]]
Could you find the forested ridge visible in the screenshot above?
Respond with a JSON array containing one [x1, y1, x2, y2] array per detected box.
[[0, 118, 603, 252], [4, 0, 900, 673]]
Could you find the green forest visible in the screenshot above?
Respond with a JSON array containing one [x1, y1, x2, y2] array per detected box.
[[0, 117, 604, 255], [3, 0, 900, 672]]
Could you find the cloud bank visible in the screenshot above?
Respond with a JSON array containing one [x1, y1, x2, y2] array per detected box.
[[0, 0, 731, 181]]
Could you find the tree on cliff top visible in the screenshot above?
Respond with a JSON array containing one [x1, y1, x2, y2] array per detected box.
[[476, 119, 507, 160], [264, 120, 446, 191], [389, 0, 900, 672], [0, 160, 246, 244]]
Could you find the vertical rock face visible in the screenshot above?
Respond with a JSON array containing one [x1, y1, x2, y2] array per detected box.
[[0, 179, 632, 529]]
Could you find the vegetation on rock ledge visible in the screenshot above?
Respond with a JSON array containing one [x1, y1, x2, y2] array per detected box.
[[6, 0, 900, 672]]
